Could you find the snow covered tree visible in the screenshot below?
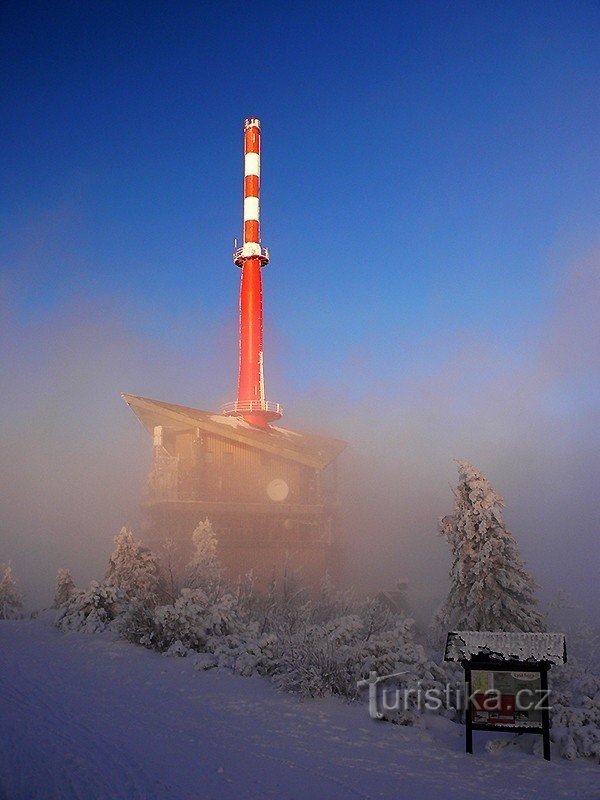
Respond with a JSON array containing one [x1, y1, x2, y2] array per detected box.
[[435, 460, 546, 634], [0, 563, 23, 619], [185, 519, 222, 590], [105, 528, 160, 604], [54, 568, 77, 608]]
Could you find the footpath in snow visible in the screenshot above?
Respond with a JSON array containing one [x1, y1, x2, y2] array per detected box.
[[0, 617, 597, 800]]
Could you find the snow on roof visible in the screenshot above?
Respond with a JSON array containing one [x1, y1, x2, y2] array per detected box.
[[208, 414, 254, 429], [270, 425, 302, 438], [444, 631, 567, 665], [207, 415, 302, 437]]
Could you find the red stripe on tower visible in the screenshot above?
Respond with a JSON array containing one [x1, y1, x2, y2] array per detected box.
[[244, 174, 259, 198], [223, 118, 282, 427]]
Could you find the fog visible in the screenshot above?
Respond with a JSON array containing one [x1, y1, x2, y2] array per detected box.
[[1, 251, 598, 625]]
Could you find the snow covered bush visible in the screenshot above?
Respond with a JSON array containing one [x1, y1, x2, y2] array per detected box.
[[275, 625, 357, 698], [46, 520, 453, 729], [184, 518, 222, 592], [119, 559, 449, 722], [122, 581, 278, 675], [55, 528, 162, 634], [53, 568, 77, 608], [211, 628, 279, 676], [0, 563, 23, 619], [118, 600, 159, 646], [55, 581, 126, 633], [48, 512, 600, 756], [274, 598, 448, 724], [550, 663, 600, 762], [106, 527, 161, 603], [151, 588, 242, 651], [435, 460, 546, 635]]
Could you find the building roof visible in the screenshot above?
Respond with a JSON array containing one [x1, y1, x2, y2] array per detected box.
[[444, 631, 567, 665], [122, 394, 347, 470]]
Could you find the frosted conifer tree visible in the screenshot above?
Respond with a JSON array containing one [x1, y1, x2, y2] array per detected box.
[[106, 528, 160, 603], [185, 518, 222, 590], [435, 461, 546, 634], [54, 568, 77, 608], [0, 563, 24, 619]]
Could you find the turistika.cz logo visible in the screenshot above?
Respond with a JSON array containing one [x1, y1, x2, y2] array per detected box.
[[356, 671, 551, 720]]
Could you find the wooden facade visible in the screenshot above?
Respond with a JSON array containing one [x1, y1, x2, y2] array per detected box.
[[123, 394, 347, 588]]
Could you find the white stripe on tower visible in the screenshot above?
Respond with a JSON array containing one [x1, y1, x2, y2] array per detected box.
[[243, 196, 259, 221], [244, 153, 260, 177]]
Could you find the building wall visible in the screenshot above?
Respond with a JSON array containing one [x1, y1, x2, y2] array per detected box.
[[144, 426, 341, 591], [143, 502, 340, 591], [154, 428, 316, 505]]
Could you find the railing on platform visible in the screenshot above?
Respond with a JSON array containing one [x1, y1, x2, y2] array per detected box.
[[233, 245, 270, 267], [222, 399, 283, 417]]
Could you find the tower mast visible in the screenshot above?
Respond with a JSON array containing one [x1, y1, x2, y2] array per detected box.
[[223, 118, 282, 427]]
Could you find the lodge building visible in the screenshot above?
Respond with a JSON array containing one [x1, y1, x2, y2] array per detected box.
[[123, 394, 346, 588]]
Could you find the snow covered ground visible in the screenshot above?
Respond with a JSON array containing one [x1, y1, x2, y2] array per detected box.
[[0, 618, 597, 800]]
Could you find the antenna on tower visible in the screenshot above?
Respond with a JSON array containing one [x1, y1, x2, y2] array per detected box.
[[222, 118, 282, 427]]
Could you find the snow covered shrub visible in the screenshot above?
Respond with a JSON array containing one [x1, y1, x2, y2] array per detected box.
[[193, 652, 218, 670], [55, 581, 126, 633], [53, 568, 77, 608], [435, 460, 546, 636], [550, 663, 600, 762], [49, 524, 452, 729], [119, 599, 160, 647], [255, 576, 312, 641], [201, 571, 280, 676], [184, 518, 223, 592], [55, 528, 161, 636], [274, 612, 362, 698], [0, 563, 23, 619], [149, 589, 212, 651], [274, 597, 448, 723], [123, 576, 279, 676], [211, 625, 279, 676], [106, 527, 161, 603], [146, 588, 247, 652], [165, 640, 189, 657]]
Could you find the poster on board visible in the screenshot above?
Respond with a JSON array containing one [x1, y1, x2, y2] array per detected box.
[[470, 670, 542, 727]]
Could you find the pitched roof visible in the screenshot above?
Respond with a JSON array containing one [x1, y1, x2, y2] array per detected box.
[[122, 394, 347, 470]]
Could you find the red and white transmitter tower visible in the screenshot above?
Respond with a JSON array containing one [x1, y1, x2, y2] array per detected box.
[[122, 115, 347, 587], [223, 118, 282, 428]]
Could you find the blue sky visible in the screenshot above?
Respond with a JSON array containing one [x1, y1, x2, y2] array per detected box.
[[3, 1, 598, 370], [1, 2, 599, 610]]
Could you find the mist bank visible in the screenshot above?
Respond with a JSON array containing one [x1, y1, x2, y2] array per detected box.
[[1, 252, 598, 620]]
